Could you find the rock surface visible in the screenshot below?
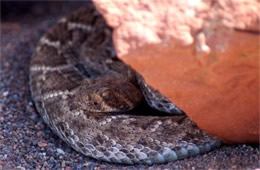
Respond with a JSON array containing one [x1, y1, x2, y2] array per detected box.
[[93, 0, 260, 143]]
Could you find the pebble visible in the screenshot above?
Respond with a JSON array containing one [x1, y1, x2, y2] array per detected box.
[[37, 141, 48, 148], [0, 160, 5, 166], [61, 160, 66, 168], [57, 148, 65, 155], [65, 166, 72, 170], [16, 166, 26, 170], [36, 131, 42, 137], [0, 103, 4, 112], [3, 91, 9, 97]]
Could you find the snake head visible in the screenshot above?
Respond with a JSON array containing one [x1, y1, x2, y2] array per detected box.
[[76, 78, 143, 113]]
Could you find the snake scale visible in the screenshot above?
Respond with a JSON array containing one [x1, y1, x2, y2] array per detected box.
[[29, 5, 220, 165]]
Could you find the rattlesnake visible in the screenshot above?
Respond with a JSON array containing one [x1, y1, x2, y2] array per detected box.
[[29, 5, 220, 165]]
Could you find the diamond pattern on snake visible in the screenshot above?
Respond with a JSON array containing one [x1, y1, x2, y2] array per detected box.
[[29, 4, 220, 165]]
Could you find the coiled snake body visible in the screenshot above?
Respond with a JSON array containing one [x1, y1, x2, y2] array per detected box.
[[30, 5, 220, 165]]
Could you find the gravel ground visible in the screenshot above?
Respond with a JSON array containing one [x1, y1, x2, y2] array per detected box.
[[1, 1, 259, 170]]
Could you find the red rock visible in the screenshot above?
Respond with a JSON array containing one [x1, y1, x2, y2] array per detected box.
[[94, 0, 260, 143]]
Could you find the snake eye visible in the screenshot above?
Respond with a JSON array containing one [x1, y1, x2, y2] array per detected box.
[[101, 88, 113, 97], [85, 94, 90, 101]]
